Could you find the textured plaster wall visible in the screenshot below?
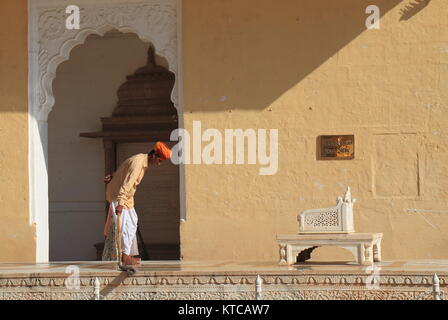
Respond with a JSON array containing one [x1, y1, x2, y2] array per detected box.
[[0, 0, 35, 262], [180, 0, 448, 261]]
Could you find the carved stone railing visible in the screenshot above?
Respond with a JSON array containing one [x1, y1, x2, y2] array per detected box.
[[0, 270, 444, 300]]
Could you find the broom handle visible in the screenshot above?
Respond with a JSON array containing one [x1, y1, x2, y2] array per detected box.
[[117, 210, 122, 265]]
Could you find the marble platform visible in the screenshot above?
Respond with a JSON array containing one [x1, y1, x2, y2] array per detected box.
[[277, 233, 383, 266], [0, 260, 446, 300]]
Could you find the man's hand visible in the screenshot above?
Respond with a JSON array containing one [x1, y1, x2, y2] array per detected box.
[[115, 205, 123, 215], [104, 174, 113, 184]]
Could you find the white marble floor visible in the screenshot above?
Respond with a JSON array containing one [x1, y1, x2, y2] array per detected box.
[[0, 260, 447, 277]]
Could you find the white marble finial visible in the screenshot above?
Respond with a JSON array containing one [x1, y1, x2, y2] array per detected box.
[[343, 186, 356, 204], [94, 277, 100, 300], [434, 274, 440, 285], [433, 274, 441, 300], [255, 275, 262, 300]]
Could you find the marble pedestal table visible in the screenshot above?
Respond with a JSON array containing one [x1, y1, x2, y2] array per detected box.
[[277, 233, 383, 266]]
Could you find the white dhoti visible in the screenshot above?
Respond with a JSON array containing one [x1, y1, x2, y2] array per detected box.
[[110, 201, 139, 256]]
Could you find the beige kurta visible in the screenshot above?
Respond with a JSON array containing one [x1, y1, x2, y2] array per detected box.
[[103, 153, 148, 238], [106, 153, 148, 209]]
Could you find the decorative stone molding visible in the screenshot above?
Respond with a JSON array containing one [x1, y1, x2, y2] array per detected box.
[[1, 273, 446, 287], [30, 0, 178, 121], [299, 187, 356, 234], [0, 273, 445, 300]]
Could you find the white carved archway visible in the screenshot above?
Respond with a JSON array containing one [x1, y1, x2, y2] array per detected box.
[[28, 0, 183, 262]]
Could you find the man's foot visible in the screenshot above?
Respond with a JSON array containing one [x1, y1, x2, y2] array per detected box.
[[132, 256, 142, 264], [122, 253, 141, 266]]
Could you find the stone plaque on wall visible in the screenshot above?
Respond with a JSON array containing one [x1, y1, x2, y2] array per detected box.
[[318, 135, 355, 160]]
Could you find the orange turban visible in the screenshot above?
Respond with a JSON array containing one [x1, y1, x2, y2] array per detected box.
[[153, 141, 171, 160]]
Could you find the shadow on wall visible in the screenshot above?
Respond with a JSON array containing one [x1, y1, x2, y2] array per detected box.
[[183, 0, 410, 112]]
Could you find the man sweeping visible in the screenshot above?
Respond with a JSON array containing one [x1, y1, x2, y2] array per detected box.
[[102, 141, 172, 265]]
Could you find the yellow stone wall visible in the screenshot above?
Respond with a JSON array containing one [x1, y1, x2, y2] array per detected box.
[[0, 0, 447, 263], [180, 0, 448, 261], [0, 0, 35, 262]]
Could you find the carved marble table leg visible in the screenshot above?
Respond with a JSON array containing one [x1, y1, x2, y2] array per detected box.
[[373, 241, 382, 262], [278, 243, 287, 265], [362, 244, 374, 266]]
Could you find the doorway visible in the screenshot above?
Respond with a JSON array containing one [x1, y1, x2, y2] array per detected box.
[[28, 0, 182, 262], [48, 31, 180, 261]]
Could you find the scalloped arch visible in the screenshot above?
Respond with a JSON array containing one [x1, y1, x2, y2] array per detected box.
[[34, 0, 178, 121]]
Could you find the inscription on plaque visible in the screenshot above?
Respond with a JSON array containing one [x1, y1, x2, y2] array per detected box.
[[319, 135, 355, 160]]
